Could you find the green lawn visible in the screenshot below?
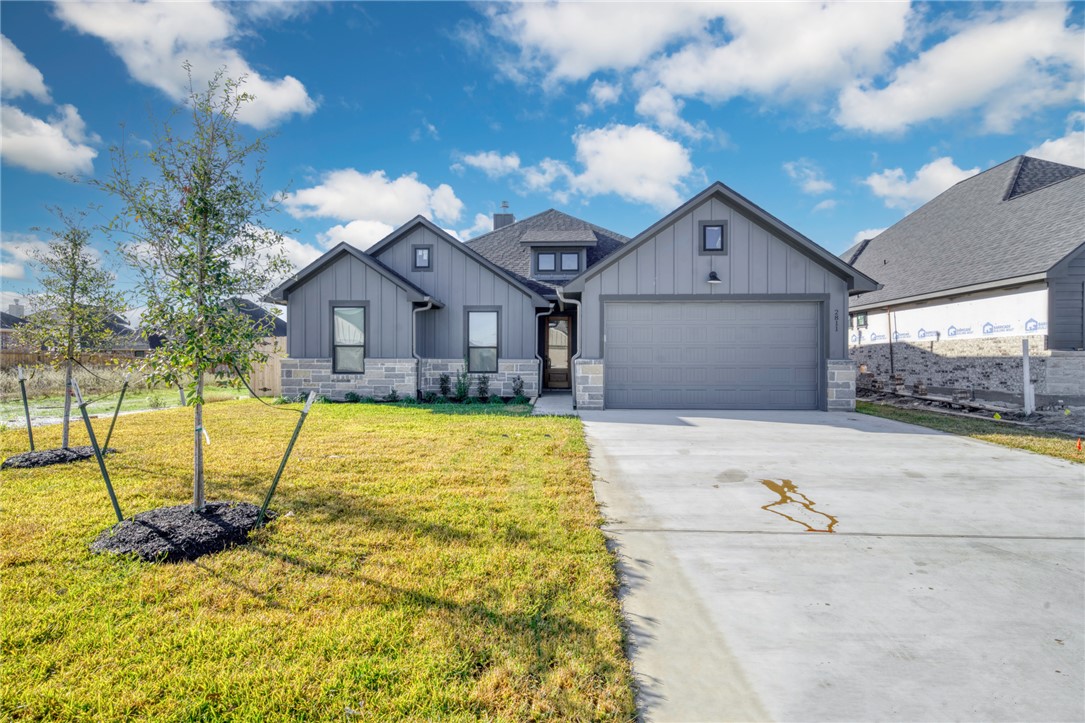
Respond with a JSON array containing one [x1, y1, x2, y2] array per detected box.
[[0, 387, 246, 424], [857, 401, 1084, 464], [0, 400, 635, 721]]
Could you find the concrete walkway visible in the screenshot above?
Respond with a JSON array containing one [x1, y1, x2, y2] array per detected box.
[[531, 392, 576, 416], [581, 409, 1085, 723]]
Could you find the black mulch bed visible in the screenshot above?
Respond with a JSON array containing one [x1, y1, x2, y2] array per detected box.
[[1, 446, 116, 470], [91, 501, 273, 563]]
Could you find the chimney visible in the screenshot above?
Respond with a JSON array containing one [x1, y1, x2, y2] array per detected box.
[[493, 200, 515, 230], [7, 299, 25, 318]]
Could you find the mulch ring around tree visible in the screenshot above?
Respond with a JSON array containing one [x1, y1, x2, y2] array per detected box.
[[90, 501, 273, 563], [1, 446, 116, 470]]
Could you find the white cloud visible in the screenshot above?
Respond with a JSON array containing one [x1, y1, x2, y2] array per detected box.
[[852, 228, 888, 244], [278, 234, 325, 270], [284, 169, 463, 226], [521, 158, 573, 195], [589, 80, 622, 107], [1027, 113, 1085, 167], [0, 232, 55, 280], [0, 103, 98, 175], [634, 86, 708, 139], [864, 157, 980, 210], [458, 213, 493, 240], [53, 0, 315, 129], [645, 3, 909, 102], [783, 159, 834, 194], [813, 199, 837, 212], [1, 35, 51, 102], [459, 151, 521, 178], [318, 220, 396, 250], [570, 124, 692, 210], [483, 3, 713, 84], [837, 5, 1084, 134]]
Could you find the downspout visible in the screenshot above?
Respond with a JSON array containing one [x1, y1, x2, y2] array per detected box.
[[555, 286, 581, 409], [535, 303, 555, 399], [412, 298, 434, 399]]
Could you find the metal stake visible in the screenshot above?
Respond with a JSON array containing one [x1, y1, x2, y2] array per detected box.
[[103, 373, 130, 450], [257, 390, 316, 526], [72, 377, 123, 523], [17, 366, 34, 451]]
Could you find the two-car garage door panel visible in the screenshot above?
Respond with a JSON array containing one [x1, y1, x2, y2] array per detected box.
[[605, 301, 821, 409]]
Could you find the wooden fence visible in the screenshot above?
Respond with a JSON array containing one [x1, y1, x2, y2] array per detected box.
[[248, 337, 287, 397], [0, 350, 145, 370]]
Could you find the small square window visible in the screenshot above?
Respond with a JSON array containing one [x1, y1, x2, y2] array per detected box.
[[703, 224, 725, 252], [412, 245, 432, 271], [560, 252, 579, 272], [537, 252, 556, 272]]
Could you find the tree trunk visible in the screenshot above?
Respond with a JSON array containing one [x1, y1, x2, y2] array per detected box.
[[192, 374, 205, 511], [61, 360, 73, 449]]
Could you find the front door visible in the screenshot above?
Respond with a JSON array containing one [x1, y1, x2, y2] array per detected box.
[[544, 315, 572, 389]]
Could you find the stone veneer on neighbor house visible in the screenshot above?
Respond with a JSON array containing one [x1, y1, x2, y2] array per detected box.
[[280, 358, 416, 401], [418, 359, 539, 398], [850, 335, 1085, 404]]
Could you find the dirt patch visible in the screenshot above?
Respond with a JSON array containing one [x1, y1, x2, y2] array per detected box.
[[90, 501, 272, 563], [1, 446, 116, 470], [858, 389, 1085, 437]]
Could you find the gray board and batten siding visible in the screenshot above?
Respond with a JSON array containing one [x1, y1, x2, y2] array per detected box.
[[281, 251, 421, 359], [1048, 243, 1085, 350], [572, 192, 854, 360], [370, 221, 545, 360]]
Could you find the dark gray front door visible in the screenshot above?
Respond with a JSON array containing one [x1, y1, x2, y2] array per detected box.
[[604, 301, 821, 409], [545, 316, 571, 389]]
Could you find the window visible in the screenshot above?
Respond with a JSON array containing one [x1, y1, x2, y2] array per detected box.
[[699, 221, 728, 255], [333, 305, 365, 373], [560, 252, 580, 272], [855, 312, 868, 329], [412, 245, 432, 271], [467, 310, 498, 373], [537, 252, 556, 272]]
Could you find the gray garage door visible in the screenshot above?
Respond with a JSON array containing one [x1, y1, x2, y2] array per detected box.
[[605, 301, 821, 409]]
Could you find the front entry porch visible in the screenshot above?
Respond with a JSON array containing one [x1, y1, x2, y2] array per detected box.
[[541, 312, 575, 390]]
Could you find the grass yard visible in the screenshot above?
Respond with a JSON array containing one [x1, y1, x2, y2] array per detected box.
[[0, 400, 635, 721], [857, 400, 1084, 464]]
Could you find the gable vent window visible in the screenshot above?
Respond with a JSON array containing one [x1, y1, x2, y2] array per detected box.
[[412, 245, 433, 271], [537, 252, 556, 272], [560, 252, 580, 272], [467, 310, 499, 373], [699, 221, 728, 255], [333, 306, 366, 373]]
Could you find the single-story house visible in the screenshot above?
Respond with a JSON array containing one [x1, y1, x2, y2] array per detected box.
[[268, 181, 878, 410], [844, 155, 1085, 404]]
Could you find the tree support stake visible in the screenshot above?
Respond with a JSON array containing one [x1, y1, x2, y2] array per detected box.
[[72, 378, 123, 523], [103, 373, 130, 450], [17, 366, 34, 451], [258, 390, 316, 527]]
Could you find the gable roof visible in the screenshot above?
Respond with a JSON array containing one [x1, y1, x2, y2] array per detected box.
[[266, 241, 442, 306], [563, 181, 879, 294], [368, 216, 551, 306], [847, 155, 1085, 310], [466, 209, 629, 297], [0, 311, 26, 330], [231, 298, 287, 336]]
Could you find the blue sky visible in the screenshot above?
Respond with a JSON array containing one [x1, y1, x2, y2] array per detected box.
[[2, 1, 1083, 314]]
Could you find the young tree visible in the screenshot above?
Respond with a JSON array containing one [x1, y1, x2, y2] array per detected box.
[[95, 66, 290, 511], [14, 210, 125, 449]]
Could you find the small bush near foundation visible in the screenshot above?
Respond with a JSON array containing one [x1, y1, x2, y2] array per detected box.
[[454, 368, 471, 401], [360, 396, 377, 404], [475, 374, 490, 401], [489, 394, 505, 405], [438, 373, 452, 398], [385, 389, 400, 403], [398, 395, 418, 405], [343, 391, 361, 403], [512, 375, 525, 398], [513, 394, 530, 405], [422, 391, 438, 404]]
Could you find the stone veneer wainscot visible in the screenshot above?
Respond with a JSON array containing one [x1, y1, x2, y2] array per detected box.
[[281, 358, 416, 401], [418, 359, 539, 398], [826, 359, 857, 411], [573, 359, 604, 410]]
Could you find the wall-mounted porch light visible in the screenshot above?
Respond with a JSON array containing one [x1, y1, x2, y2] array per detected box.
[[707, 271, 722, 284]]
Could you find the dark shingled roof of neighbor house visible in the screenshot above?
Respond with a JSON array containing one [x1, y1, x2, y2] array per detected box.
[[466, 209, 629, 296], [844, 155, 1085, 309]]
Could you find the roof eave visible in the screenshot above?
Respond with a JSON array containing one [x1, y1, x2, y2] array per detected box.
[[849, 272, 1049, 311]]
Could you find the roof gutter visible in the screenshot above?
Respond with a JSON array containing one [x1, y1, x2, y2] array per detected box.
[[850, 273, 1048, 312], [555, 287, 580, 409], [411, 298, 435, 399]]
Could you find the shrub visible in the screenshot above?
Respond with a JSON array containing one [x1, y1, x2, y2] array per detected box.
[[475, 374, 490, 401], [454, 368, 471, 401], [147, 393, 165, 409], [398, 395, 418, 405], [512, 394, 530, 405], [360, 396, 377, 404], [385, 389, 400, 403], [438, 373, 452, 398], [344, 391, 361, 403], [512, 375, 525, 398], [422, 391, 438, 404], [488, 394, 505, 405]]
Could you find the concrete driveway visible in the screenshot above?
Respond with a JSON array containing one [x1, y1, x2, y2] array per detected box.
[[581, 409, 1084, 723]]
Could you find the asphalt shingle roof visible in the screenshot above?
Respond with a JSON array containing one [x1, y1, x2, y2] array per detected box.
[[846, 155, 1085, 308], [466, 209, 629, 296]]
